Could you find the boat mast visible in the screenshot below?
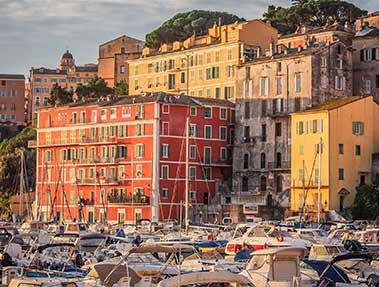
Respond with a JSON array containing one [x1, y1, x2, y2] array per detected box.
[[317, 137, 322, 224], [185, 117, 190, 232]]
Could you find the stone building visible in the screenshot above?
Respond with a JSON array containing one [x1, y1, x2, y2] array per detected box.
[[98, 35, 144, 88], [231, 39, 353, 220], [353, 25, 379, 102]]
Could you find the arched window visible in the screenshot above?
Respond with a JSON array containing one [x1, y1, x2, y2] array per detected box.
[[276, 152, 282, 168], [260, 153, 266, 169], [242, 176, 249, 192], [243, 153, 249, 169], [260, 175, 267, 191]]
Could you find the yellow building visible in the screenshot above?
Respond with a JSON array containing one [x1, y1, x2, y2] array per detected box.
[[128, 20, 278, 100], [291, 96, 379, 215]]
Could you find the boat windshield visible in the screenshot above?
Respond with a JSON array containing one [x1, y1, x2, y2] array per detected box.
[[268, 230, 291, 238]]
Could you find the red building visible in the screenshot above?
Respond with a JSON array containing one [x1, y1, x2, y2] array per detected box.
[[34, 93, 234, 224]]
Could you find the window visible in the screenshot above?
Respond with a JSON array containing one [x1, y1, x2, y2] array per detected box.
[[244, 102, 250, 119], [206, 52, 212, 63], [190, 106, 197, 116], [161, 188, 169, 199], [227, 49, 233, 60], [261, 100, 267, 116], [224, 86, 234, 99], [294, 97, 301, 111], [100, 110, 106, 120], [202, 107, 212, 118], [118, 146, 127, 158], [162, 165, 169, 179], [260, 176, 267, 191], [259, 77, 269, 96], [295, 73, 301, 93], [352, 121, 364, 135], [260, 153, 266, 168], [204, 147, 211, 164], [136, 123, 145, 136], [364, 79, 371, 95], [220, 108, 227, 120], [244, 126, 250, 140], [162, 104, 169, 114], [276, 62, 282, 73], [220, 147, 227, 161], [135, 164, 143, 177], [161, 144, 170, 158], [168, 74, 176, 89], [190, 191, 198, 200], [321, 56, 327, 67], [189, 124, 198, 137], [376, 75, 379, 88], [336, 59, 343, 69], [198, 69, 203, 80], [355, 145, 361, 156], [335, 76, 346, 90], [275, 122, 282, 137], [215, 87, 221, 99], [136, 105, 145, 118], [118, 125, 127, 137], [242, 177, 249, 192], [273, 98, 283, 113], [226, 65, 234, 77], [189, 167, 196, 180], [276, 77, 282, 95], [299, 144, 304, 155], [120, 65, 125, 74], [243, 153, 249, 169], [180, 72, 186, 84], [215, 51, 220, 62], [361, 48, 372, 62], [204, 125, 212, 139], [220, 126, 227, 140], [161, 122, 169, 135], [135, 144, 145, 157], [190, 145, 196, 159], [261, 124, 267, 142], [338, 144, 344, 154], [338, 168, 344, 180], [276, 152, 282, 168], [205, 66, 220, 80], [202, 167, 211, 180]]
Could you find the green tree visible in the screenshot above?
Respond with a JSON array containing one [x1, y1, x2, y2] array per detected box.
[[145, 10, 245, 48], [48, 84, 73, 106], [351, 184, 379, 220], [0, 126, 36, 215], [263, 0, 367, 35], [75, 75, 113, 100], [114, 80, 128, 96]]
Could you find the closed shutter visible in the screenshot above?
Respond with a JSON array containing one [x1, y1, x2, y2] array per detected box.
[[361, 50, 364, 61]]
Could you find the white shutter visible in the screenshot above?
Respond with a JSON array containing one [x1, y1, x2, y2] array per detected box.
[[265, 78, 270, 96], [249, 80, 253, 98]]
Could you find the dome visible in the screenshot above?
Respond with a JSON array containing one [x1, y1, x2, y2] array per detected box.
[[62, 50, 73, 59]]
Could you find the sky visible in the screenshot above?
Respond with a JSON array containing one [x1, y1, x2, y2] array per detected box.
[[0, 0, 377, 77]]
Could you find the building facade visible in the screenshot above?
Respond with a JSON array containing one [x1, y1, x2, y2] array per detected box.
[[34, 93, 233, 224], [28, 50, 98, 124], [231, 39, 353, 220], [98, 35, 144, 88], [0, 74, 26, 125], [353, 26, 379, 102], [291, 96, 379, 217], [128, 20, 278, 101]]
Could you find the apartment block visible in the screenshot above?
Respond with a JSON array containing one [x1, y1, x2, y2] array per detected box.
[[128, 20, 278, 101], [291, 96, 379, 216], [98, 35, 144, 88], [231, 39, 353, 220], [0, 74, 26, 125], [34, 93, 234, 224]]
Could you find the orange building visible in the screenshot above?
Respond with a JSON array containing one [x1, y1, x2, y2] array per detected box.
[[34, 93, 234, 224], [0, 74, 26, 125], [98, 35, 144, 88]]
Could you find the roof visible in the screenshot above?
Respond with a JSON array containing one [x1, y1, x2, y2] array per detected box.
[[31, 67, 67, 75], [279, 23, 352, 40], [99, 35, 144, 47], [75, 65, 98, 72], [0, 74, 25, 80], [355, 27, 379, 38], [294, 96, 367, 114], [41, 92, 235, 111]]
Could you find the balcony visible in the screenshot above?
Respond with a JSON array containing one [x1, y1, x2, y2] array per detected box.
[[37, 136, 117, 147], [108, 195, 150, 205], [268, 161, 290, 170], [75, 177, 118, 185]]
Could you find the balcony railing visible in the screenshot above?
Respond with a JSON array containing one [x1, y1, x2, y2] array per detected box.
[[37, 136, 117, 146], [75, 177, 118, 185], [108, 195, 150, 205], [268, 161, 290, 170]]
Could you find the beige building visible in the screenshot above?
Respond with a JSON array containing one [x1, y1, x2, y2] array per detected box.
[[128, 20, 278, 101], [231, 39, 353, 220], [353, 25, 379, 102], [356, 12, 379, 31], [28, 50, 98, 123], [98, 35, 144, 88]]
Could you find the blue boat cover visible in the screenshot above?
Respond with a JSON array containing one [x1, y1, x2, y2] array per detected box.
[[303, 260, 350, 283]]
